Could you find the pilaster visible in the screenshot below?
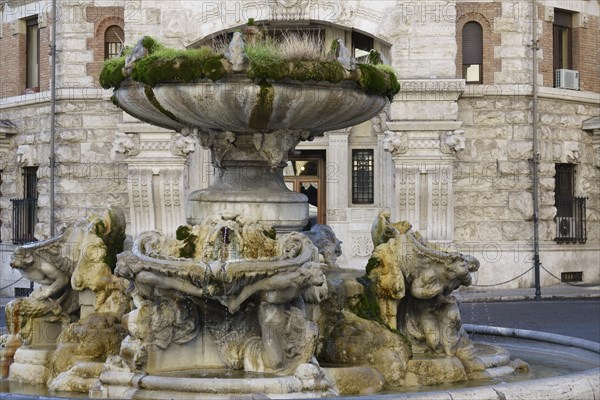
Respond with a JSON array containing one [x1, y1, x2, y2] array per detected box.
[[326, 131, 350, 213], [114, 122, 194, 237], [385, 78, 465, 242]]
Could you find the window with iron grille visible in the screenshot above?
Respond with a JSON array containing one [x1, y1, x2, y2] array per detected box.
[[352, 149, 374, 204], [105, 25, 124, 59], [462, 21, 483, 84], [11, 166, 38, 244], [554, 164, 587, 243]]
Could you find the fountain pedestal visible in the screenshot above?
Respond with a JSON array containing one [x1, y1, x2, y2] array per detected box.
[[188, 129, 313, 231], [112, 79, 387, 232]]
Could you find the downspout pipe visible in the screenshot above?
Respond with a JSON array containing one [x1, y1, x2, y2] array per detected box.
[[531, 0, 542, 301], [49, 0, 57, 237]]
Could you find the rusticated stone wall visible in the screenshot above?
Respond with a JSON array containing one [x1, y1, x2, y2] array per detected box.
[[0, 94, 128, 241], [455, 92, 599, 287]]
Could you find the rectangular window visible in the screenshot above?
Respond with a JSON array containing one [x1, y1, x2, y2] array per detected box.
[[24, 166, 38, 199], [26, 17, 40, 90], [352, 31, 373, 60], [554, 164, 587, 243], [352, 149, 374, 204], [553, 9, 573, 87]]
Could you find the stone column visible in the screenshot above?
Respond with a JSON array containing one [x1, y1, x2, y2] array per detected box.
[[113, 123, 194, 237]]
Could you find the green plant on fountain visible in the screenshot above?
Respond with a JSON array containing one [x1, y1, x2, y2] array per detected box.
[[99, 33, 400, 101]]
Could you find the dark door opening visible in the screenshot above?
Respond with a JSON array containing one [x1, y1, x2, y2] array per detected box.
[[284, 150, 326, 228]]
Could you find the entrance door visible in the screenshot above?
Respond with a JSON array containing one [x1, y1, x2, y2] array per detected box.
[[284, 151, 326, 227]]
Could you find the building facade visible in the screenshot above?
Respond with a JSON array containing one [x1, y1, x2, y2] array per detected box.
[[1, 0, 598, 296]]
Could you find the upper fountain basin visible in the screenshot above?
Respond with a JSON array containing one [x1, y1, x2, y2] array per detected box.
[[113, 77, 388, 134]]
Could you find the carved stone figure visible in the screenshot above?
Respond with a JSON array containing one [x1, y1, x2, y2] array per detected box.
[[225, 32, 247, 72], [302, 224, 342, 266], [111, 131, 139, 157], [170, 133, 196, 157], [383, 131, 409, 156], [366, 211, 484, 373], [123, 37, 148, 76], [70, 208, 129, 314], [2, 207, 130, 392], [335, 39, 356, 71], [441, 130, 466, 153]]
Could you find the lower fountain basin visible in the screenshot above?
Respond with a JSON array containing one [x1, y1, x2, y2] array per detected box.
[[2, 329, 598, 400]]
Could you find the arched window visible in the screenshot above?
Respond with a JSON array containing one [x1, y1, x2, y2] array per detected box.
[[462, 21, 483, 84], [104, 25, 124, 59]]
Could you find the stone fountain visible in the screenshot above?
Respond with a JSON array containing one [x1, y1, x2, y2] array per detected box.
[[0, 34, 542, 398]]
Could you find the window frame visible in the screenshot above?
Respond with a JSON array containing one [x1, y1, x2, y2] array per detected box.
[[554, 163, 587, 244], [351, 149, 375, 205], [25, 16, 40, 90], [104, 25, 124, 60], [462, 21, 483, 84], [352, 30, 374, 61], [553, 9, 573, 87]]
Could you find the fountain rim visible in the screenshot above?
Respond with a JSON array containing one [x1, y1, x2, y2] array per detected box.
[[112, 77, 390, 134]]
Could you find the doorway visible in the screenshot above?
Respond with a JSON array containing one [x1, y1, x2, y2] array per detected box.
[[284, 150, 326, 227]]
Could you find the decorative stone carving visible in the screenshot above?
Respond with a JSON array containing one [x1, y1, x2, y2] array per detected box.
[[198, 130, 236, 168], [113, 216, 326, 375], [383, 131, 408, 156], [16, 145, 35, 166], [112, 131, 140, 157], [253, 129, 312, 170], [544, 6, 554, 22], [10, 20, 21, 36], [170, 133, 196, 157], [351, 233, 374, 257], [302, 224, 342, 266], [37, 11, 47, 28], [372, 106, 390, 135], [1, 207, 129, 392], [4, 207, 128, 347], [563, 142, 580, 163], [366, 211, 485, 373], [441, 130, 466, 153]]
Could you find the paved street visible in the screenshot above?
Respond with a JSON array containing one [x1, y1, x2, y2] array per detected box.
[[460, 299, 600, 342]]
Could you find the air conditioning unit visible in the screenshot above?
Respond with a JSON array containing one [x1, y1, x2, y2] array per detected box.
[[555, 69, 579, 90]]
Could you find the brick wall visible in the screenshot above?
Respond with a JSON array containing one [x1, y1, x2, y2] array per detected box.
[[0, 17, 50, 98], [85, 6, 124, 86], [539, 6, 599, 93], [574, 15, 599, 93], [456, 2, 501, 85]]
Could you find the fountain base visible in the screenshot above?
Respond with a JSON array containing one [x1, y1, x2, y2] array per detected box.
[[188, 187, 308, 233]]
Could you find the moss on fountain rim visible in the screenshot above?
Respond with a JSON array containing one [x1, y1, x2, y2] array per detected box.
[[100, 36, 400, 101]]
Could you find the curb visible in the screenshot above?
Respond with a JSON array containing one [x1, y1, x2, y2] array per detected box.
[[460, 291, 600, 303]]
